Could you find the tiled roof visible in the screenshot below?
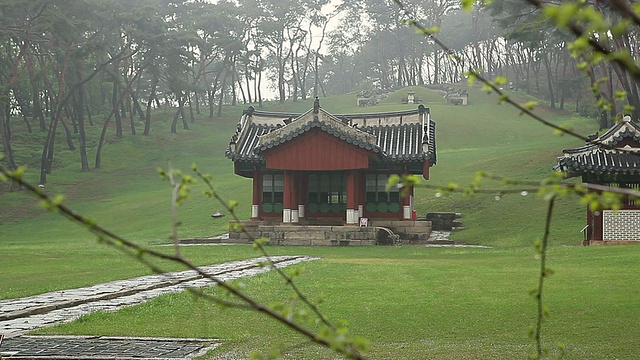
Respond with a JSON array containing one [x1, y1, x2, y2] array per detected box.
[[555, 116, 640, 176], [255, 109, 382, 155], [225, 122, 282, 162], [226, 103, 436, 166]]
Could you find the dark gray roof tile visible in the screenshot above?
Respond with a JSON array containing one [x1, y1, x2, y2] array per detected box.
[[227, 106, 437, 166], [555, 117, 640, 176]]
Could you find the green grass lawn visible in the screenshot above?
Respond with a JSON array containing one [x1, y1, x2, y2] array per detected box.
[[2, 85, 630, 359], [34, 245, 640, 359]]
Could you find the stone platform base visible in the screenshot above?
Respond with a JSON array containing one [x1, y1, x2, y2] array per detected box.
[[228, 220, 449, 246], [583, 240, 640, 246]]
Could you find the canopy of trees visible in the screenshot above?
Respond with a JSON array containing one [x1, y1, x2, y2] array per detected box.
[[1, 0, 637, 184]]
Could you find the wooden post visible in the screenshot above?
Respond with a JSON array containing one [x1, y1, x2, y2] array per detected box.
[[291, 172, 299, 223], [403, 182, 413, 220], [252, 168, 261, 219], [283, 171, 292, 223], [298, 173, 306, 219], [346, 171, 357, 224]]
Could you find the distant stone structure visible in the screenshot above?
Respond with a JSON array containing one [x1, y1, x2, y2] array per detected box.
[[425, 212, 463, 231], [401, 90, 423, 104], [444, 89, 468, 105], [555, 116, 640, 245], [356, 89, 389, 106]]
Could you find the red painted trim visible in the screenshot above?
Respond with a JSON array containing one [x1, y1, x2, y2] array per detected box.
[[304, 212, 347, 219], [298, 173, 307, 211], [363, 212, 403, 219], [617, 138, 640, 147], [260, 212, 281, 218], [357, 172, 365, 207], [587, 207, 603, 241], [252, 169, 261, 220], [422, 160, 430, 180], [347, 171, 357, 209], [263, 129, 371, 170], [252, 169, 261, 206], [284, 171, 292, 210]]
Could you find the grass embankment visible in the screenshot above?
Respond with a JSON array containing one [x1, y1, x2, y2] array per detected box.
[[4, 86, 633, 358]]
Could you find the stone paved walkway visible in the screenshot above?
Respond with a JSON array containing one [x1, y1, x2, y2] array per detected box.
[[427, 230, 453, 243], [0, 256, 318, 359], [1, 335, 219, 359]]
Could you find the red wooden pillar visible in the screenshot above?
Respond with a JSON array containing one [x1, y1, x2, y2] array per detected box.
[[356, 171, 364, 221], [346, 171, 358, 224], [297, 174, 306, 219], [290, 172, 299, 223], [252, 168, 261, 219], [587, 207, 603, 241], [283, 171, 292, 223], [402, 182, 413, 220]]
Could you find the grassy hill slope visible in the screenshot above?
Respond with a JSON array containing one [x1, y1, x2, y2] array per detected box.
[[1, 86, 597, 247], [0, 85, 601, 299]]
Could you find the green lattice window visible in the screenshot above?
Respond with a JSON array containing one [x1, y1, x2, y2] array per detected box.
[[365, 174, 400, 213], [611, 183, 640, 206], [307, 173, 347, 213], [262, 173, 283, 213]]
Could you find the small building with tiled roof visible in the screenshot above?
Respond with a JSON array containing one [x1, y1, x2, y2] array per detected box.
[[225, 98, 438, 245], [555, 116, 640, 244]]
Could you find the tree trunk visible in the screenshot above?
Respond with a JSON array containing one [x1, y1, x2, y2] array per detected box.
[[143, 71, 158, 136], [59, 117, 76, 150], [12, 86, 33, 133], [236, 72, 247, 104], [171, 93, 181, 134], [587, 65, 609, 129], [75, 66, 90, 172], [112, 81, 123, 137], [24, 53, 47, 132], [542, 53, 556, 108], [96, 68, 143, 168], [230, 62, 237, 106], [244, 61, 253, 103], [257, 60, 263, 107], [217, 71, 227, 117], [187, 92, 195, 123], [0, 102, 18, 170], [208, 90, 215, 118], [208, 68, 223, 118], [194, 91, 200, 114]]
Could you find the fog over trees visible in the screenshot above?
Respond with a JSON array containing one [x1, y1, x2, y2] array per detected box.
[[1, 0, 637, 182]]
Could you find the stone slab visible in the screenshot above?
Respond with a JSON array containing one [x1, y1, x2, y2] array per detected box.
[[0, 335, 219, 359]]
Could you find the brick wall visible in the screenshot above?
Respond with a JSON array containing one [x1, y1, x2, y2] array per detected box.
[[603, 210, 640, 241]]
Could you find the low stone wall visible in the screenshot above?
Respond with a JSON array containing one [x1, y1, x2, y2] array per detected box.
[[265, 225, 377, 246], [228, 222, 377, 246], [584, 240, 640, 246], [228, 219, 436, 246], [369, 220, 433, 244], [425, 213, 462, 231]]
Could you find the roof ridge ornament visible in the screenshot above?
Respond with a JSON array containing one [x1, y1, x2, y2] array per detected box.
[[313, 97, 320, 114], [622, 115, 632, 123]]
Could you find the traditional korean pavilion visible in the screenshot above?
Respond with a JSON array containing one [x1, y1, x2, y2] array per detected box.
[[555, 116, 640, 245], [225, 98, 437, 245]]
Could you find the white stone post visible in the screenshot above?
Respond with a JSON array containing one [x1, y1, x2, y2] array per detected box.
[[346, 209, 357, 224]]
